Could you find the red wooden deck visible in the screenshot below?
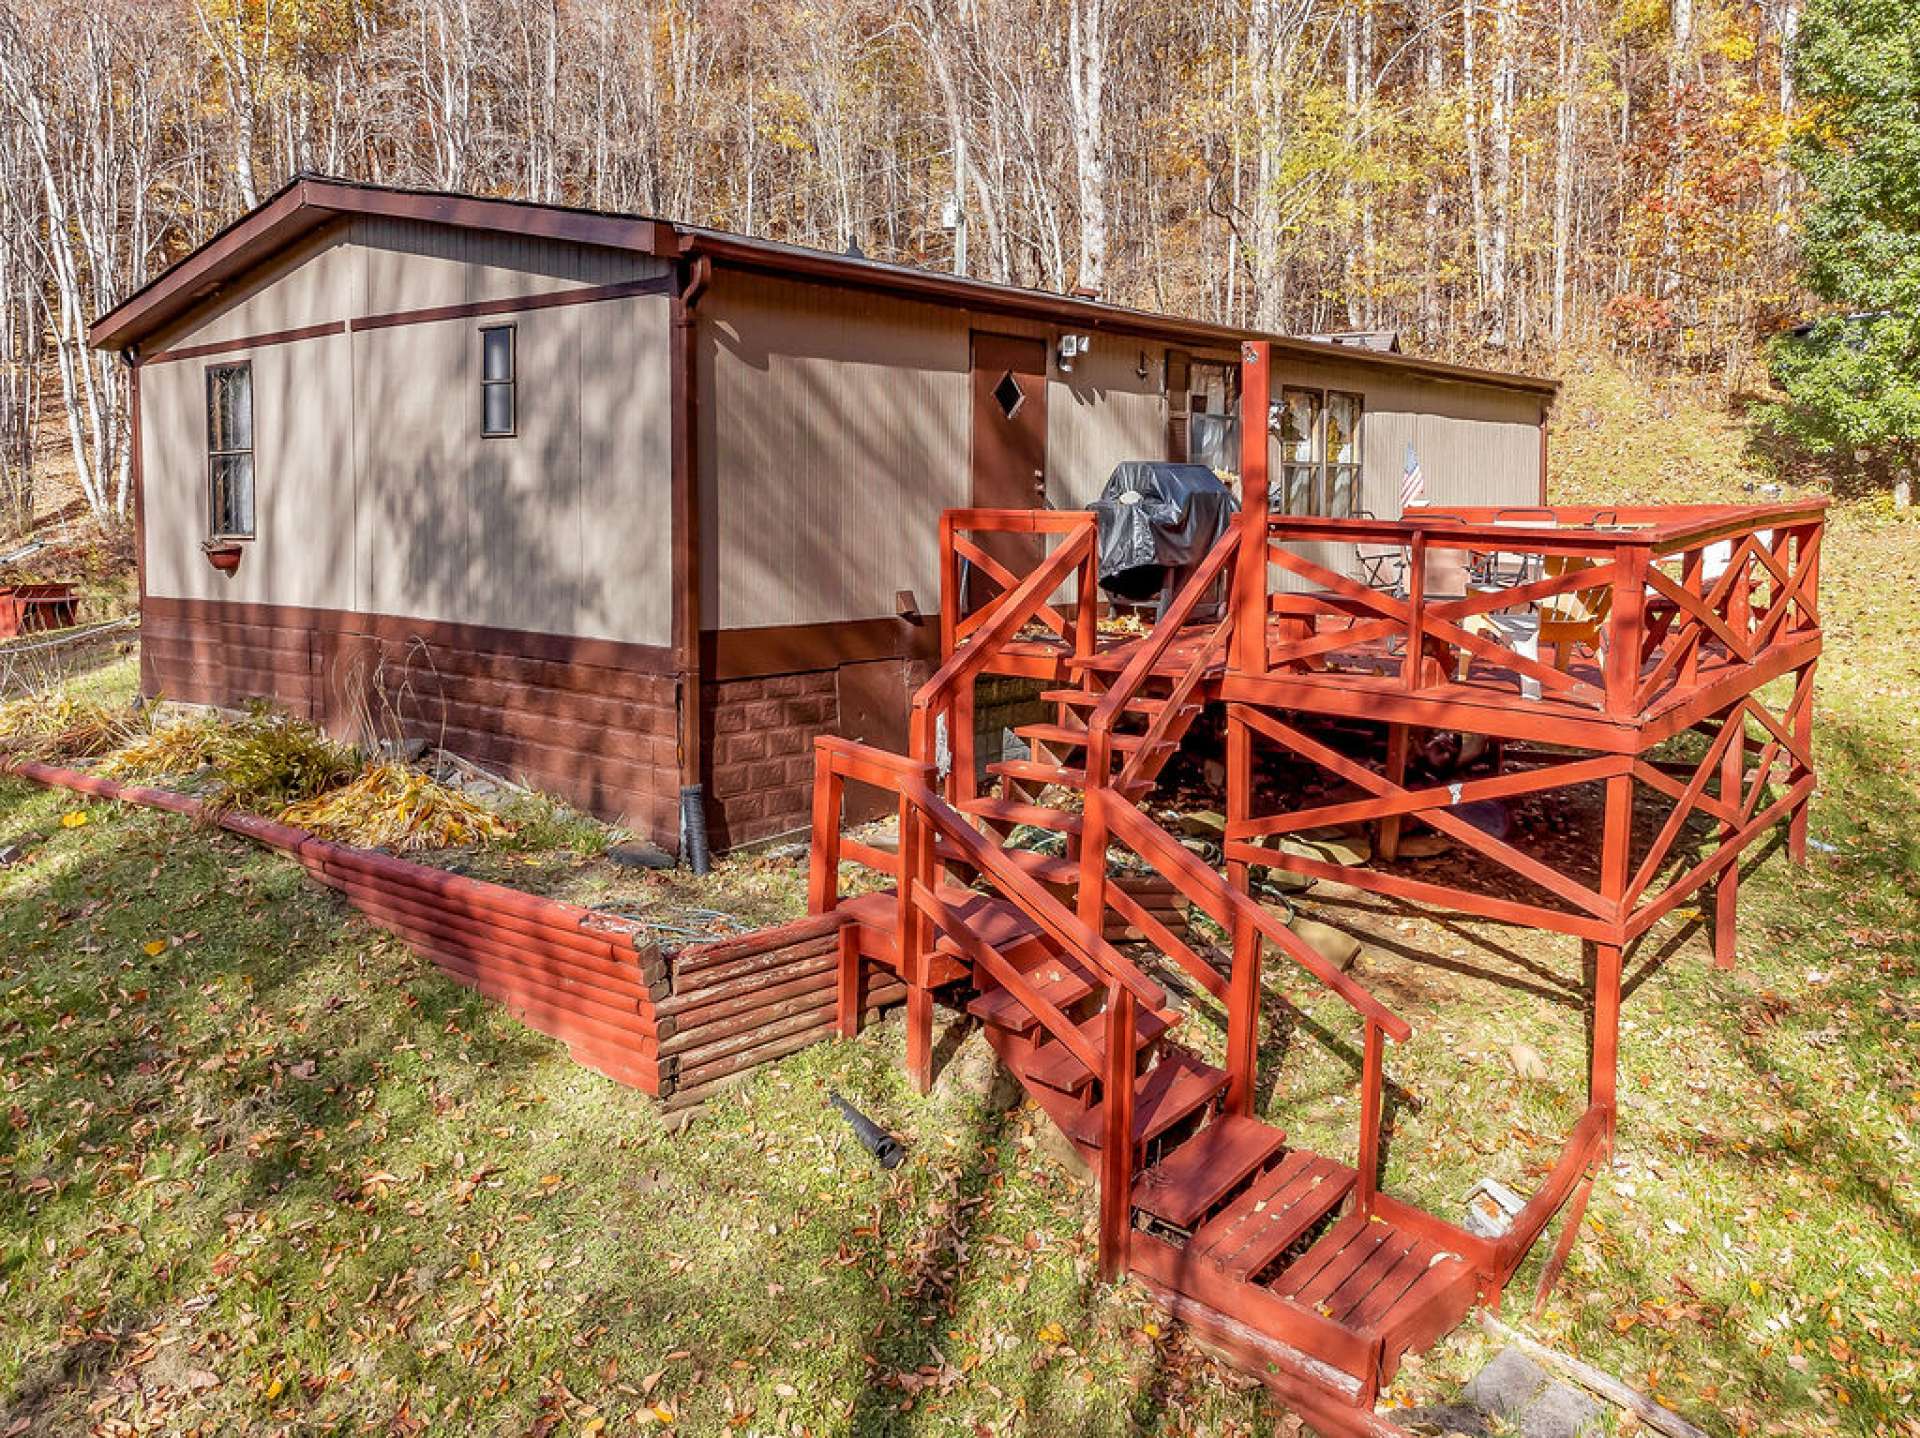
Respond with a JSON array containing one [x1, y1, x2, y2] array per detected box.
[[800, 341, 1819, 1423]]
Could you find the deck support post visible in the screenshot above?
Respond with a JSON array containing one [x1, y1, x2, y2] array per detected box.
[[1714, 705, 1744, 970], [1224, 705, 1261, 1116], [1789, 658, 1817, 865], [835, 924, 864, 1038], [1231, 342, 1270, 680], [1098, 982, 1137, 1282], [901, 800, 935, 1092], [1590, 770, 1633, 1152], [1378, 722, 1410, 861]]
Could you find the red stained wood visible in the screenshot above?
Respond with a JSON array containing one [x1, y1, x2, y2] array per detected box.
[[965, 949, 1100, 1033], [1131, 1115, 1289, 1229], [1024, 1004, 1175, 1095], [1063, 1051, 1228, 1150], [1191, 1150, 1358, 1283], [956, 796, 1083, 835]]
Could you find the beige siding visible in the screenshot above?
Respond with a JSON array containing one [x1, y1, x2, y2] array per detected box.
[[141, 223, 673, 647], [143, 332, 357, 610], [578, 295, 675, 645], [1269, 355, 1545, 592], [147, 226, 359, 352], [352, 216, 658, 312], [1046, 338, 1168, 508], [699, 272, 970, 629]]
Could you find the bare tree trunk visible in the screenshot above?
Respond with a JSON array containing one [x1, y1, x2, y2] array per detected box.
[[193, 0, 263, 207], [1461, 0, 1490, 327], [1486, 0, 1514, 348], [1551, 0, 1576, 344], [1066, 0, 1110, 291]]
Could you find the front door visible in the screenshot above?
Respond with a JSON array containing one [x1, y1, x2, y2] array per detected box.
[[969, 332, 1050, 581]]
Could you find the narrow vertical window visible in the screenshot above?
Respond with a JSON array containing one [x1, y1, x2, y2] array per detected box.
[[480, 324, 516, 437], [1324, 391, 1364, 518], [206, 362, 255, 538], [1277, 388, 1323, 515]]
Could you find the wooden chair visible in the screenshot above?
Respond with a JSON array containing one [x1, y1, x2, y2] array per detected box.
[[1538, 555, 1613, 670]]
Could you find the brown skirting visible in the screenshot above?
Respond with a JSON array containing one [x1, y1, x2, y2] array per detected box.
[[141, 596, 682, 845], [141, 597, 934, 850], [703, 616, 936, 681]]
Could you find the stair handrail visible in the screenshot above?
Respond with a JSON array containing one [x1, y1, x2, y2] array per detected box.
[[1083, 532, 1240, 790], [1490, 1100, 1611, 1278], [810, 735, 1167, 1018], [912, 520, 1097, 796], [904, 775, 1168, 1013], [1101, 797, 1411, 1041]]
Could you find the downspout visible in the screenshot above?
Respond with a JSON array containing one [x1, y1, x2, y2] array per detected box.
[[670, 238, 713, 871]]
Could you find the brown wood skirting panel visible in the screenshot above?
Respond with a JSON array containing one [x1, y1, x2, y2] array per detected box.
[[702, 616, 936, 681], [140, 600, 936, 849], [141, 596, 681, 843], [145, 596, 677, 674]]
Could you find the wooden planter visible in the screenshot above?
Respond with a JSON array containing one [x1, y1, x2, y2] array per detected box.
[[0, 582, 79, 638]]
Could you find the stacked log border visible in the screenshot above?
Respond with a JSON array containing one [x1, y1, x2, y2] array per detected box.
[[655, 912, 906, 1111], [3, 759, 670, 1095]]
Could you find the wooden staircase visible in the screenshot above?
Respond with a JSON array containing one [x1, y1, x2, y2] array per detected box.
[[806, 512, 1609, 1429]]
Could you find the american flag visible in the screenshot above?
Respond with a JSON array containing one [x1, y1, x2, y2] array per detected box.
[[1400, 441, 1426, 511]]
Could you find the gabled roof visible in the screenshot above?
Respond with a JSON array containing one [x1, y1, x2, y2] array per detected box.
[[91, 174, 1556, 398]]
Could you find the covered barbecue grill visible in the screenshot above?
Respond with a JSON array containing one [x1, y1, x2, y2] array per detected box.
[[1090, 461, 1238, 618]]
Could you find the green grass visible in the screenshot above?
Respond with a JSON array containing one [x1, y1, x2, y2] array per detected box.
[[3, 370, 1918, 1433]]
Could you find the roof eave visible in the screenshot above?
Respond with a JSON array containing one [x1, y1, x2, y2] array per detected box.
[[90, 176, 668, 353], [672, 227, 1556, 398]]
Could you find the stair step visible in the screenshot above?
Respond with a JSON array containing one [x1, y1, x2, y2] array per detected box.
[[989, 757, 1088, 787], [1132, 1116, 1291, 1229], [965, 949, 1100, 1035], [1063, 1051, 1229, 1150], [1190, 1149, 1358, 1283], [1042, 688, 1173, 715], [1274, 1219, 1464, 1331], [840, 885, 1029, 988], [1014, 723, 1161, 754], [931, 834, 1077, 887], [988, 759, 1152, 799], [1025, 1005, 1177, 1095], [959, 797, 1083, 836]]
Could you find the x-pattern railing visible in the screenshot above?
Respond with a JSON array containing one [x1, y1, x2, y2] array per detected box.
[[1259, 505, 1824, 723], [937, 508, 1098, 665]]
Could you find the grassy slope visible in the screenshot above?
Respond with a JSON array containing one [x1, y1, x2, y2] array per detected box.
[[2, 364, 1917, 1435]]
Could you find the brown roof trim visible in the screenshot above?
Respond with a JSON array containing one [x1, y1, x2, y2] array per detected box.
[[92, 175, 1555, 398], [90, 175, 666, 352], [677, 230, 1556, 397]]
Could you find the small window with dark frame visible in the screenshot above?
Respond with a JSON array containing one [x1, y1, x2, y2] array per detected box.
[[206, 362, 255, 539], [480, 325, 516, 437]]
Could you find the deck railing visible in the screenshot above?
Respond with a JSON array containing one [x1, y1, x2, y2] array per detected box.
[[1250, 502, 1824, 726], [936, 508, 1099, 667]]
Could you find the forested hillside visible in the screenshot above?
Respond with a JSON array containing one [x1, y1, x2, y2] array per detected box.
[[0, 0, 1811, 526]]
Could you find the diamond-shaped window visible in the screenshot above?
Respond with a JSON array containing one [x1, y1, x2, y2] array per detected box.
[[992, 370, 1025, 419]]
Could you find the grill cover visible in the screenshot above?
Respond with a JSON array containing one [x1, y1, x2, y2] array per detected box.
[[1091, 461, 1239, 607]]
